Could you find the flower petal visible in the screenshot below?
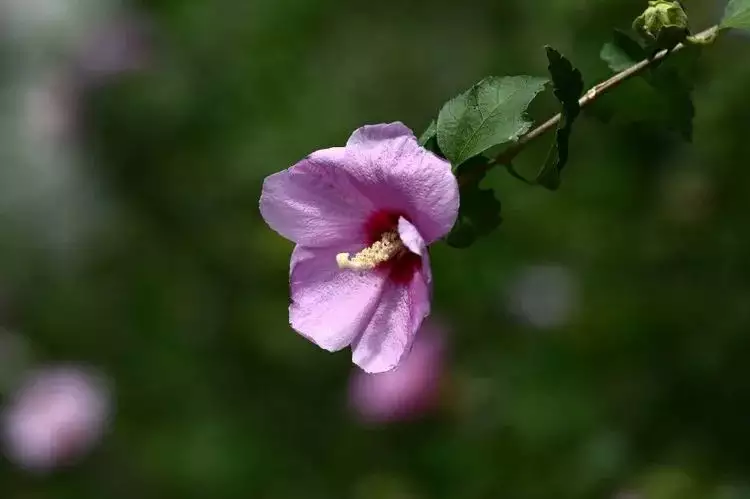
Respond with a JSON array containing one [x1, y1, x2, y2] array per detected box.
[[259, 147, 375, 247], [289, 245, 386, 352], [398, 216, 433, 287], [351, 268, 431, 373], [342, 123, 459, 244], [398, 217, 425, 256], [347, 122, 415, 147]]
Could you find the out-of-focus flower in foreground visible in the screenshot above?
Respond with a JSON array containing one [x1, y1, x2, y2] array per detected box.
[[1, 365, 111, 472], [348, 320, 446, 424], [260, 123, 459, 373]]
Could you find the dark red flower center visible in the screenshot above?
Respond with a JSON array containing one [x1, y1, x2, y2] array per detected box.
[[363, 210, 422, 285]]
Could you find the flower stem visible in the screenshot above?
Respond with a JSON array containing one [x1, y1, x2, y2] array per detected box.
[[489, 25, 720, 169]]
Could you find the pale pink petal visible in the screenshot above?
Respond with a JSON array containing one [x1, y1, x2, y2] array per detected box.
[[397, 217, 425, 256], [349, 219, 432, 374], [290, 245, 386, 351], [351, 270, 431, 373], [260, 147, 375, 247], [341, 123, 459, 244], [398, 216, 433, 287], [346, 122, 415, 147]]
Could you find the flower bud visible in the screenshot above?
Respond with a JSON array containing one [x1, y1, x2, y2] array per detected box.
[[633, 0, 690, 50]]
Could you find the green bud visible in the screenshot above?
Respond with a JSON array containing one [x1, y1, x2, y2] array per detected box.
[[633, 0, 690, 51]]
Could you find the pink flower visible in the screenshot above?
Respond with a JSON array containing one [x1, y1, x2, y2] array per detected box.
[[348, 320, 446, 423], [1, 365, 111, 472], [260, 123, 459, 373]]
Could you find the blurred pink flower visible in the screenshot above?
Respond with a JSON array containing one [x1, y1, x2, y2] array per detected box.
[[348, 320, 447, 424], [1, 365, 111, 472], [74, 13, 152, 86]]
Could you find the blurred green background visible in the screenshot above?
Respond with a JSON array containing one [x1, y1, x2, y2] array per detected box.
[[2, 0, 750, 497]]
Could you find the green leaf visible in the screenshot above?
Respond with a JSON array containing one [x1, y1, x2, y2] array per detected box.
[[722, 0, 750, 30], [648, 59, 696, 141], [599, 43, 634, 73], [546, 46, 584, 119], [418, 120, 437, 146], [597, 30, 695, 141], [418, 120, 442, 156], [600, 30, 648, 72], [445, 158, 502, 248], [436, 76, 548, 168], [504, 162, 533, 185], [536, 46, 584, 190]]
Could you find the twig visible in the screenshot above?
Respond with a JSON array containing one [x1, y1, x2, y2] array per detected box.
[[489, 25, 720, 168]]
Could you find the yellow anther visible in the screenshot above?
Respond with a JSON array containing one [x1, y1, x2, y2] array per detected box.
[[336, 231, 403, 271]]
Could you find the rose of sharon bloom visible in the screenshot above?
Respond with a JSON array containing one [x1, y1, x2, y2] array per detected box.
[[348, 320, 446, 423], [1, 366, 110, 472], [260, 123, 459, 373]]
